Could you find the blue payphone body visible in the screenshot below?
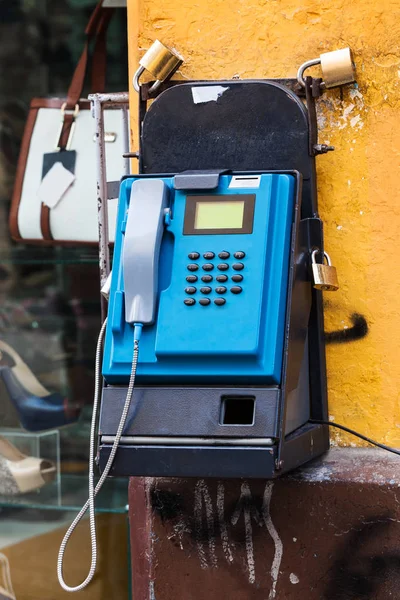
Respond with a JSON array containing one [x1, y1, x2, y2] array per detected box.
[[103, 173, 295, 386]]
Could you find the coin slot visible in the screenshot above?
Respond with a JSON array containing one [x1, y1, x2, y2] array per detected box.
[[220, 396, 255, 426]]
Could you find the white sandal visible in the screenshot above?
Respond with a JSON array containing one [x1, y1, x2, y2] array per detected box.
[[0, 553, 16, 600], [0, 340, 50, 398], [0, 436, 56, 495]]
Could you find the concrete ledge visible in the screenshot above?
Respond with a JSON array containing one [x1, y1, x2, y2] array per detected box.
[[129, 448, 400, 599], [290, 447, 400, 484]]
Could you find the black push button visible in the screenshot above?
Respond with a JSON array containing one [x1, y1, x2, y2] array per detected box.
[[186, 275, 198, 283], [185, 287, 197, 294], [218, 251, 230, 259], [188, 252, 200, 260], [202, 263, 214, 271], [200, 287, 212, 294], [187, 263, 199, 271], [231, 274, 243, 282], [217, 263, 229, 271], [216, 275, 228, 282], [199, 298, 211, 306], [184, 298, 195, 306], [201, 275, 213, 283], [234, 251, 245, 259], [216, 286, 227, 294], [230, 286, 242, 294], [232, 263, 244, 271], [203, 252, 215, 259], [214, 298, 226, 306]]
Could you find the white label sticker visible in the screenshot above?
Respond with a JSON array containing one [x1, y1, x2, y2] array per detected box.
[[37, 162, 75, 208], [191, 86, 229, 104], [229, 175, 261, 189]]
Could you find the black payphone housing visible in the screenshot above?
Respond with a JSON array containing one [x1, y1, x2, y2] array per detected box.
[[98, 77, 330, 478]]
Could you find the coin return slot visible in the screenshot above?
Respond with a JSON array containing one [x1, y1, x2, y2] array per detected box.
[[220, 396, 255, 425]]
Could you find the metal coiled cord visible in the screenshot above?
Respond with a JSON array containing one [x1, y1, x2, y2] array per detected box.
[[57, 318, 140, 592]]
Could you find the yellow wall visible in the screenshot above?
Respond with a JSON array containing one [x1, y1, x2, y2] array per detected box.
[[127, 0, 400, 446]]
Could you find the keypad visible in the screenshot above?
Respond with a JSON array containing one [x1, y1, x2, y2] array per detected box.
[[184, 251, 246, 305], [214, 298, 226, 306], [232, 262, 244, 271], [199, 298, 211, 306]]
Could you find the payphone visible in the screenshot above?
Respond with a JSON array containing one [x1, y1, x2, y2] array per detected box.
[[58, 45, 357, 592], [98, 166, 313, 479]]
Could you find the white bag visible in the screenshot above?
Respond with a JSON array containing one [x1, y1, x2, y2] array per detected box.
[[10, 1, 126, 245]]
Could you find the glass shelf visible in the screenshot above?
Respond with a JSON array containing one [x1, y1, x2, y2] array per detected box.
[[0, 246, 101, 265], [0, 473, 128, 513]]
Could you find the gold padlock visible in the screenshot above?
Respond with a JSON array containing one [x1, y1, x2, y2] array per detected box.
[[320, 48, 355, 88], [297, 47, 355, 89], [311, 249, 339, 291], [133, 40, 184, 94]]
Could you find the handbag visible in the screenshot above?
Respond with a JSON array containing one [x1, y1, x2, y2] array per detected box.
[[9, 1, 127, 245]]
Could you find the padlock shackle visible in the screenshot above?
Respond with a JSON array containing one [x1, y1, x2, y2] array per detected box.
[[133, 66, 162, 95], [311, 248, 332, 266], [297, 57, 321, 88], [133, 65, 145, 92]]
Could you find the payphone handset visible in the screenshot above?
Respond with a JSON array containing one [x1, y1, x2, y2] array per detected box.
[[123, 179, 169, 325]]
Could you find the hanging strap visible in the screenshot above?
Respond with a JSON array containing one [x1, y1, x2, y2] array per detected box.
[[66, 1, 114, 109], [55, 1, 115, 151]]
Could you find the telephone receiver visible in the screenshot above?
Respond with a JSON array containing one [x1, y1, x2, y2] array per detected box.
[[123, 178, 169, 325]]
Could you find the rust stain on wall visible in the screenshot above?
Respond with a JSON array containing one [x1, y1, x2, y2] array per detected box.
[[127, 0, 400, 446]]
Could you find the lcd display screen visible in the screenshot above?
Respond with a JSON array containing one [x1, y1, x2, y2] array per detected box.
[[194, 200, 245, 230], [183, 194, 255, 235]]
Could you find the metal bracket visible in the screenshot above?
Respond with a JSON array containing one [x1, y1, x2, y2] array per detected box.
[[173, 169, 229, 190]]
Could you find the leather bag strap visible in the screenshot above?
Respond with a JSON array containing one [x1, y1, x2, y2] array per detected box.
[[65, 1, 115, 110]]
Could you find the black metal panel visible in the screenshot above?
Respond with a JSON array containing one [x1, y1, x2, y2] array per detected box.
[[300, 218, 329, 424], [99, 386, 280, 438], [142, 81, 311, 178], [99, 443, 277, 478], [281, 423, 329, 474]]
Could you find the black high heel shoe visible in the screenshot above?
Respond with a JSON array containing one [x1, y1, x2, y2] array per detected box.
[[0, 340, 80, 431]]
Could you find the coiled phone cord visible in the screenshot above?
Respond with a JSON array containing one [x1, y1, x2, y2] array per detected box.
[[57, 319, 142, 592]]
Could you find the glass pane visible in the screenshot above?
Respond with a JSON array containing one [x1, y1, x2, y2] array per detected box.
[[0, 2, 129, 597]]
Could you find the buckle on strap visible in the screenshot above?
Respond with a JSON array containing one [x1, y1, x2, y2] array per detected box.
[[56, 103, 80, 151]]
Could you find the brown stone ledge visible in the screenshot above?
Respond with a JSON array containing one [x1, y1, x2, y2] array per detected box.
[[129, 448, 400, 599]]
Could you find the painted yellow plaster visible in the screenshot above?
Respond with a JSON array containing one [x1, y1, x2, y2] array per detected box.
[[127, 0, 400, 446]]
